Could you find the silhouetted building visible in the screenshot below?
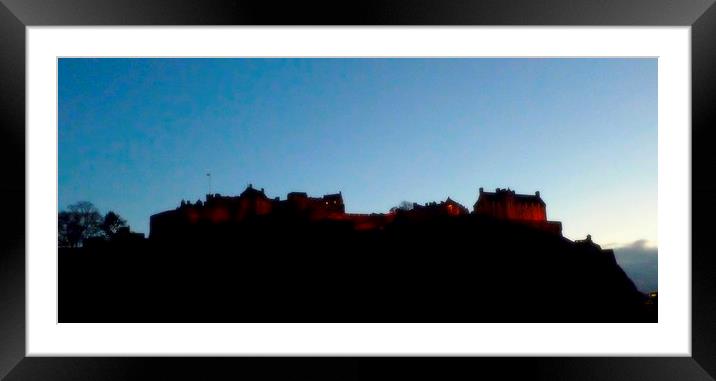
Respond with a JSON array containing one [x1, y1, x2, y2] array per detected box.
[[114, 226, 146, 242], [474, 187, 562, 234], [83, 226, 146, 249], [399, 197, 469, 219], [283, 190, 345, 219], [150, 184, 563, 240], [575, 234, 617, 265], [150, 184, 347, 240]]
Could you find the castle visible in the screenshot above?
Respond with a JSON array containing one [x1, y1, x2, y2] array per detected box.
[[149, 184, 562, 239], [473, 187, 562, 235]]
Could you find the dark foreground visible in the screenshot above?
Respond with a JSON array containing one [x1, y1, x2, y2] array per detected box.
[[59, 215, 656, 322]]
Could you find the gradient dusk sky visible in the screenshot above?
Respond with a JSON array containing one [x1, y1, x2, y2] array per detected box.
[[58, 58, 657, 250]]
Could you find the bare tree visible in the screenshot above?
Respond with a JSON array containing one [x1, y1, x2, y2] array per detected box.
[[58, 201, 103, 247], [101, 211, 128, 239], [58, 211, 79, 247], [390, 201, 415, 213], [398, 201, 414, 211]]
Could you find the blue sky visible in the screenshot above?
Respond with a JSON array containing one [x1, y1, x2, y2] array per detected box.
[[58, 58, 657, 249]]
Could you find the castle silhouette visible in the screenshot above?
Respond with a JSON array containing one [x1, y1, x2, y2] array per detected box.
[[61, 184, 654, 323], [149, 184, 563, 240]]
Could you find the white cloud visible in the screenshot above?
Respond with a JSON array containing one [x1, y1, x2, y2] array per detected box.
[[610, 239, 658, 293]]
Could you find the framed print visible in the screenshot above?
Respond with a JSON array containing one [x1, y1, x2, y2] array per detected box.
[[2, 0, 716, 379]]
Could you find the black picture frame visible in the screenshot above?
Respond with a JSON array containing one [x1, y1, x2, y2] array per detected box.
[[2, 0, 715, 379]]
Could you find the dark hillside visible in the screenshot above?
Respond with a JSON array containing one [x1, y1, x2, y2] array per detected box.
[[59, 214, 654, 322]]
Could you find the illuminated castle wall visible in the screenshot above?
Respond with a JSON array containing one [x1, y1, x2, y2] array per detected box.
[[149, 185, 562, 239], [149, 184, 346, 240], [473, 187, 561, 234]]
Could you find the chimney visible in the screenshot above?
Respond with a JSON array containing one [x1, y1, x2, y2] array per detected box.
[[535, 191, 541, 198], [479, 187, 484, 194]]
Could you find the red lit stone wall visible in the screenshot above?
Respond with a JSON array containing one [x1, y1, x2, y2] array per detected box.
[[208, 207, 230, 224], [506, 201, 546, 221], [475, 199, 508, 219], [347, 213, 395, 231], [475, 197, 546, 222], [237, 197, 274, 219]]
